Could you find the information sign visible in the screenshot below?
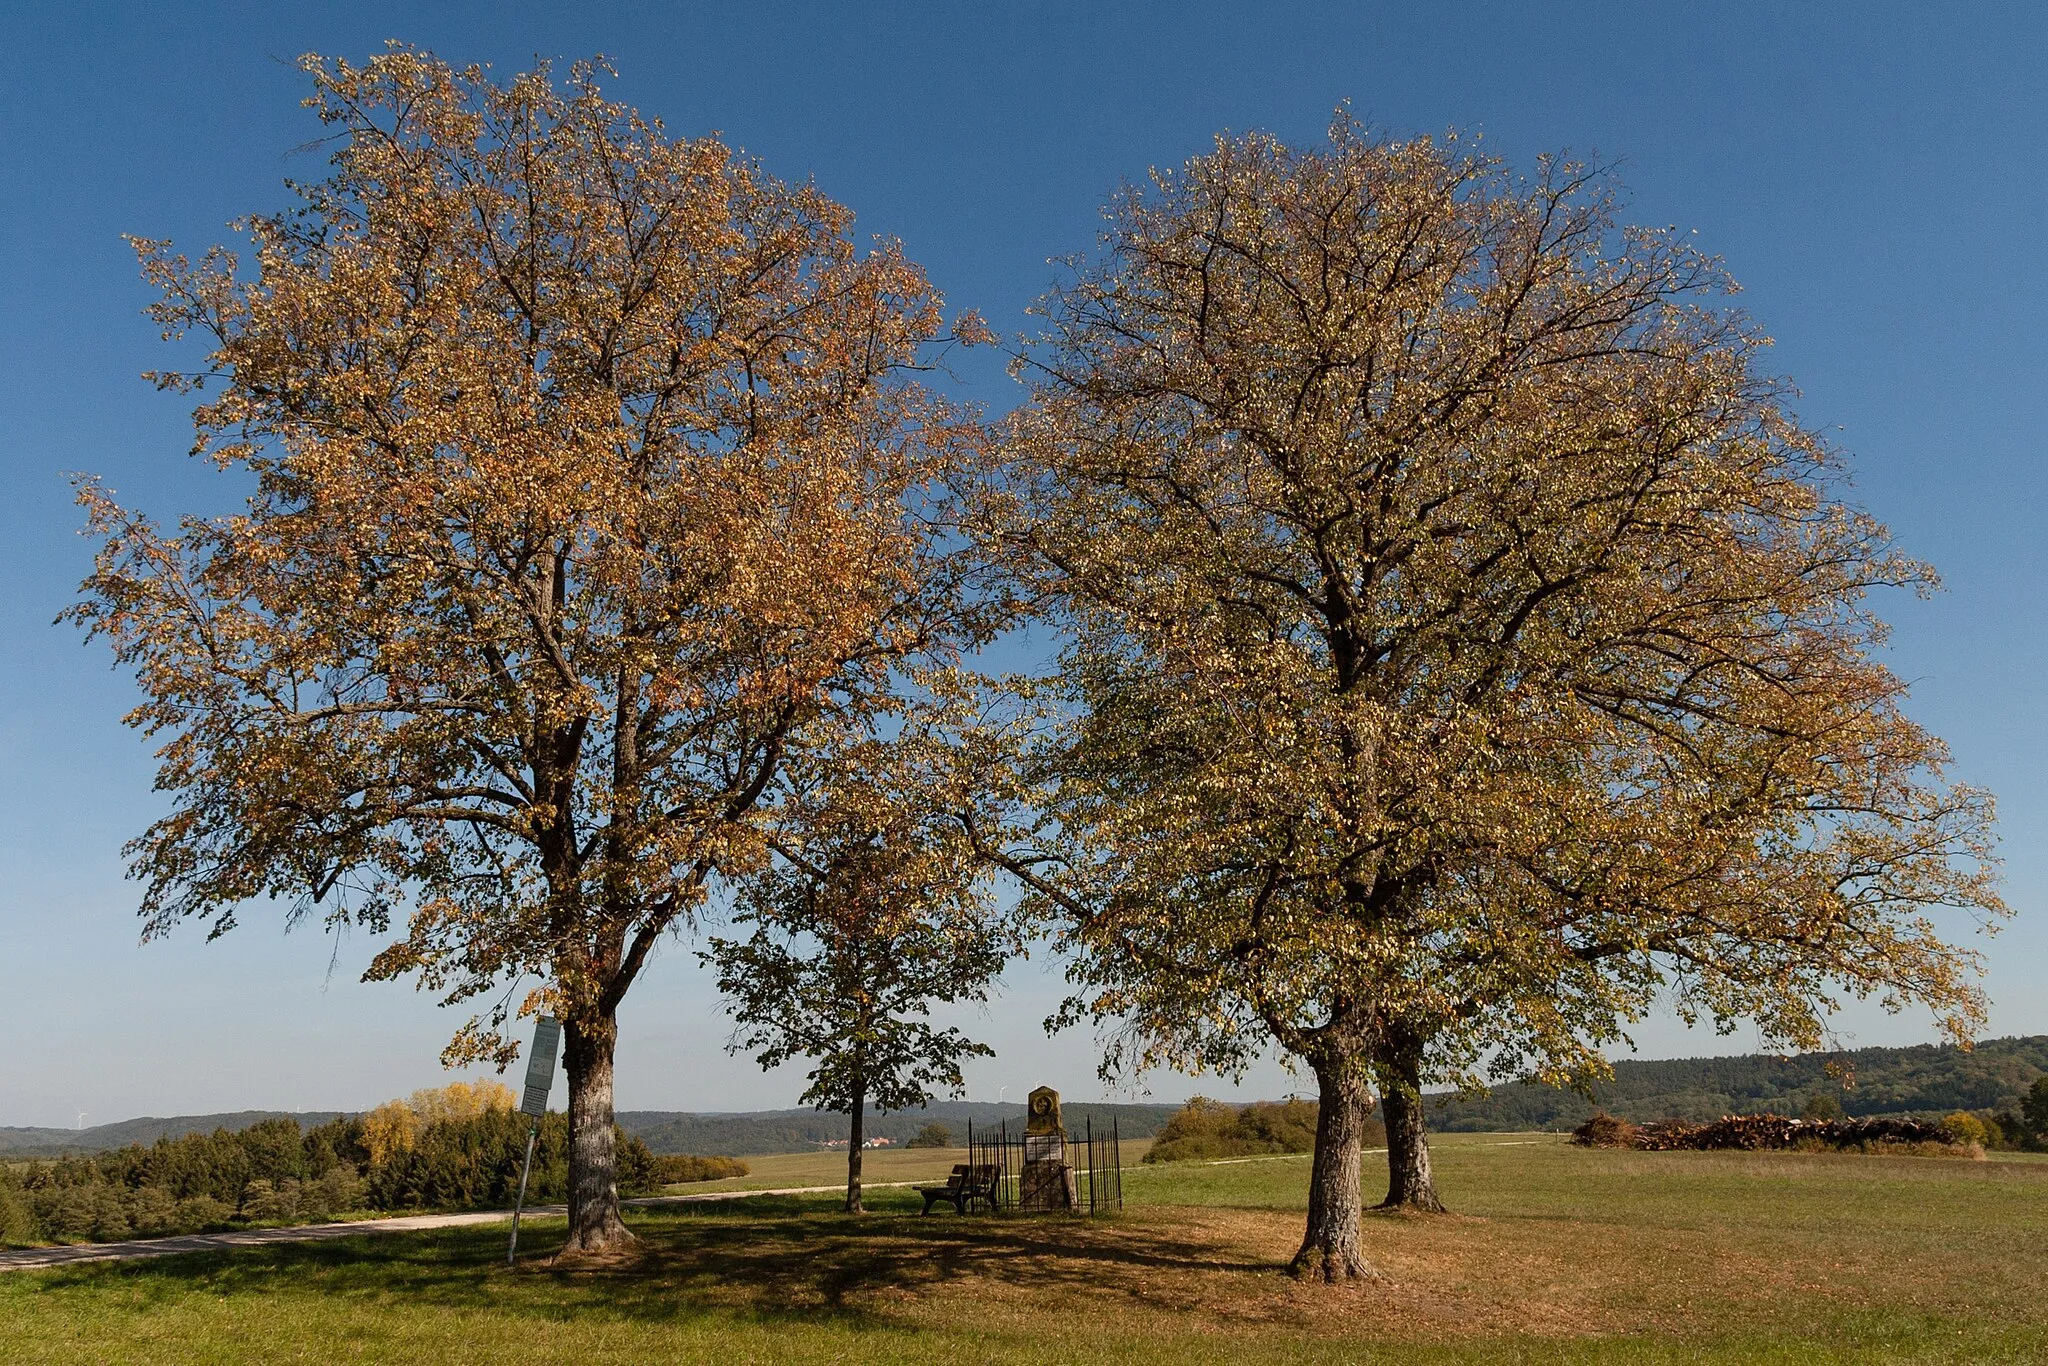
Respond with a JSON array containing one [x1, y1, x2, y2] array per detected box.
[[520, 1016, 561, 1118]]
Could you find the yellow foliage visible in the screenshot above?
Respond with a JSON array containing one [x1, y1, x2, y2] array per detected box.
[[1942, 1111, 1989, 1148], [70, 40, 996, 1256], [360, 1101, 418, 1168], [72, 49, 993, 1131], [407, 1081, 516, 1126], [361, 1081, 517, 1168]]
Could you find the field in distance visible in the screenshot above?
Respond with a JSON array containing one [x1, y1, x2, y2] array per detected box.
[[659, 1139, 1157, 1193], [8, 1133, 2047, 1363]]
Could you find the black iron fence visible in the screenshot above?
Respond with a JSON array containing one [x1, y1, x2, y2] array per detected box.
[[963, 1114, 1122, 1214]]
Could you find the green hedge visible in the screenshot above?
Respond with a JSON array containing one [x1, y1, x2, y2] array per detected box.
[[650, 1154, 749, 1184]]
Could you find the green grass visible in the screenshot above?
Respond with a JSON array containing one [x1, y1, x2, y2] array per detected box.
[[5, 1134, 2045, 1364]]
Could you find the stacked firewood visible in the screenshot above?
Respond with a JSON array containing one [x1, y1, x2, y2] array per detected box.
[[1606, 1112, 1954, 1151]]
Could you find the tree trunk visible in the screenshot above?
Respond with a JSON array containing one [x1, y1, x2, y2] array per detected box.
[[846, 1080, 866, 1214], [559, 1014, 634, 1255], [1377, 1048, 1446, 1214], [1291, 1050, 1379, 1282]]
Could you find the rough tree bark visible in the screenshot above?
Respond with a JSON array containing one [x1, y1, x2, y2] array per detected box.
[[1376, 1040, 1446, 1214], [1292, 1048, 1380, 1282], [846, 1077, 867, 1214], [559, 1017, 633, 1255]]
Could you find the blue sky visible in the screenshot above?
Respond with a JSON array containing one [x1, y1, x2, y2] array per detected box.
[[2, 3, 2043, 1127]]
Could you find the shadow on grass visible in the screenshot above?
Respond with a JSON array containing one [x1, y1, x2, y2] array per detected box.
[[25, 1188, 1279, 1329]]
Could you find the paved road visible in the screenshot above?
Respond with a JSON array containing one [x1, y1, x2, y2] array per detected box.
[[0, 1182, 915, 1273]]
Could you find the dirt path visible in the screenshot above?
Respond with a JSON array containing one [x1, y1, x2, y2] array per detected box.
[[0, 1182, 919, 1272]]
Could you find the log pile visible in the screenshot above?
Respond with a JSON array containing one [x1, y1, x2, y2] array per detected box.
[[1613, 1112, 1955, 1151], [1569, 1110, 1638, 1148]]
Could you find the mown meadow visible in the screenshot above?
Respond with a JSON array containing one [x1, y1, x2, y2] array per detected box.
[[5, 1134, 2046, 1364]]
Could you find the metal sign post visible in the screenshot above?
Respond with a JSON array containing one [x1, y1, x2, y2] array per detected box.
[[507, 1015, 561, 1266]]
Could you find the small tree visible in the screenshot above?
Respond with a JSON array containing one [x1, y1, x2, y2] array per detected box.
[[707, 722, 1016, 1212], [906, 1122, 954, 1148]]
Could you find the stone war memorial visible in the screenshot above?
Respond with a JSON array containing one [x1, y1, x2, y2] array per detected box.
[[1019, 1086, 1079, 1212], [962, 1083, 1125, 1215]]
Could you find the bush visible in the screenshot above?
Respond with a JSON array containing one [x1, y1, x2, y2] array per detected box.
[[1989, 1110, 2035, 1151], [906, 1122, 953, 1149], [240, 1178, 299, 1224], [1235, 1099, 1321, 1152], [617, 1131, 659, 1196], [303, 1165, 367, 1221], [172, 1196, 233, 1232], [35, 1187, 101, 1240], [1144, 1097, 1238, 1163], [651, 1154, 750, 1184], [1571, 1110, 1638, 1148], [0, 1170, 38, 1246], [85, 1187, 132, 1241], [1941, 1112, 1988, 1148], [1144, 1096, 1352, 1163], [1800, 1093, 1844, 1122], [126, 1186, 180, 1236]]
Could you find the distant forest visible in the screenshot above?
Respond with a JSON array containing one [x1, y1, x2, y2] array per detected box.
[[0, 1113, 349, 1159], [1429, 1036, 2048, 1131], [0, 1101, 1182, 1160], [11, 1037, 2046, 1157]]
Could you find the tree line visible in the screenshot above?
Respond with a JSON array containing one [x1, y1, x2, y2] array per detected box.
[[1429, 1035, 2048, 1132], [70, 48, 2004, 1279], [0, 1084, 685, 1248]]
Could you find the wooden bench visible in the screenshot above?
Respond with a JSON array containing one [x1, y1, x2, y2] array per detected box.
[[915, 1163, 999, 1214]]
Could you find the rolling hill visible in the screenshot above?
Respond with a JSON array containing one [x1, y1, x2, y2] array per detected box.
[[11, 1036, 2043, 1157], [0, 1111, 348, 1158], [1429, 1035, 2048, 1130]]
